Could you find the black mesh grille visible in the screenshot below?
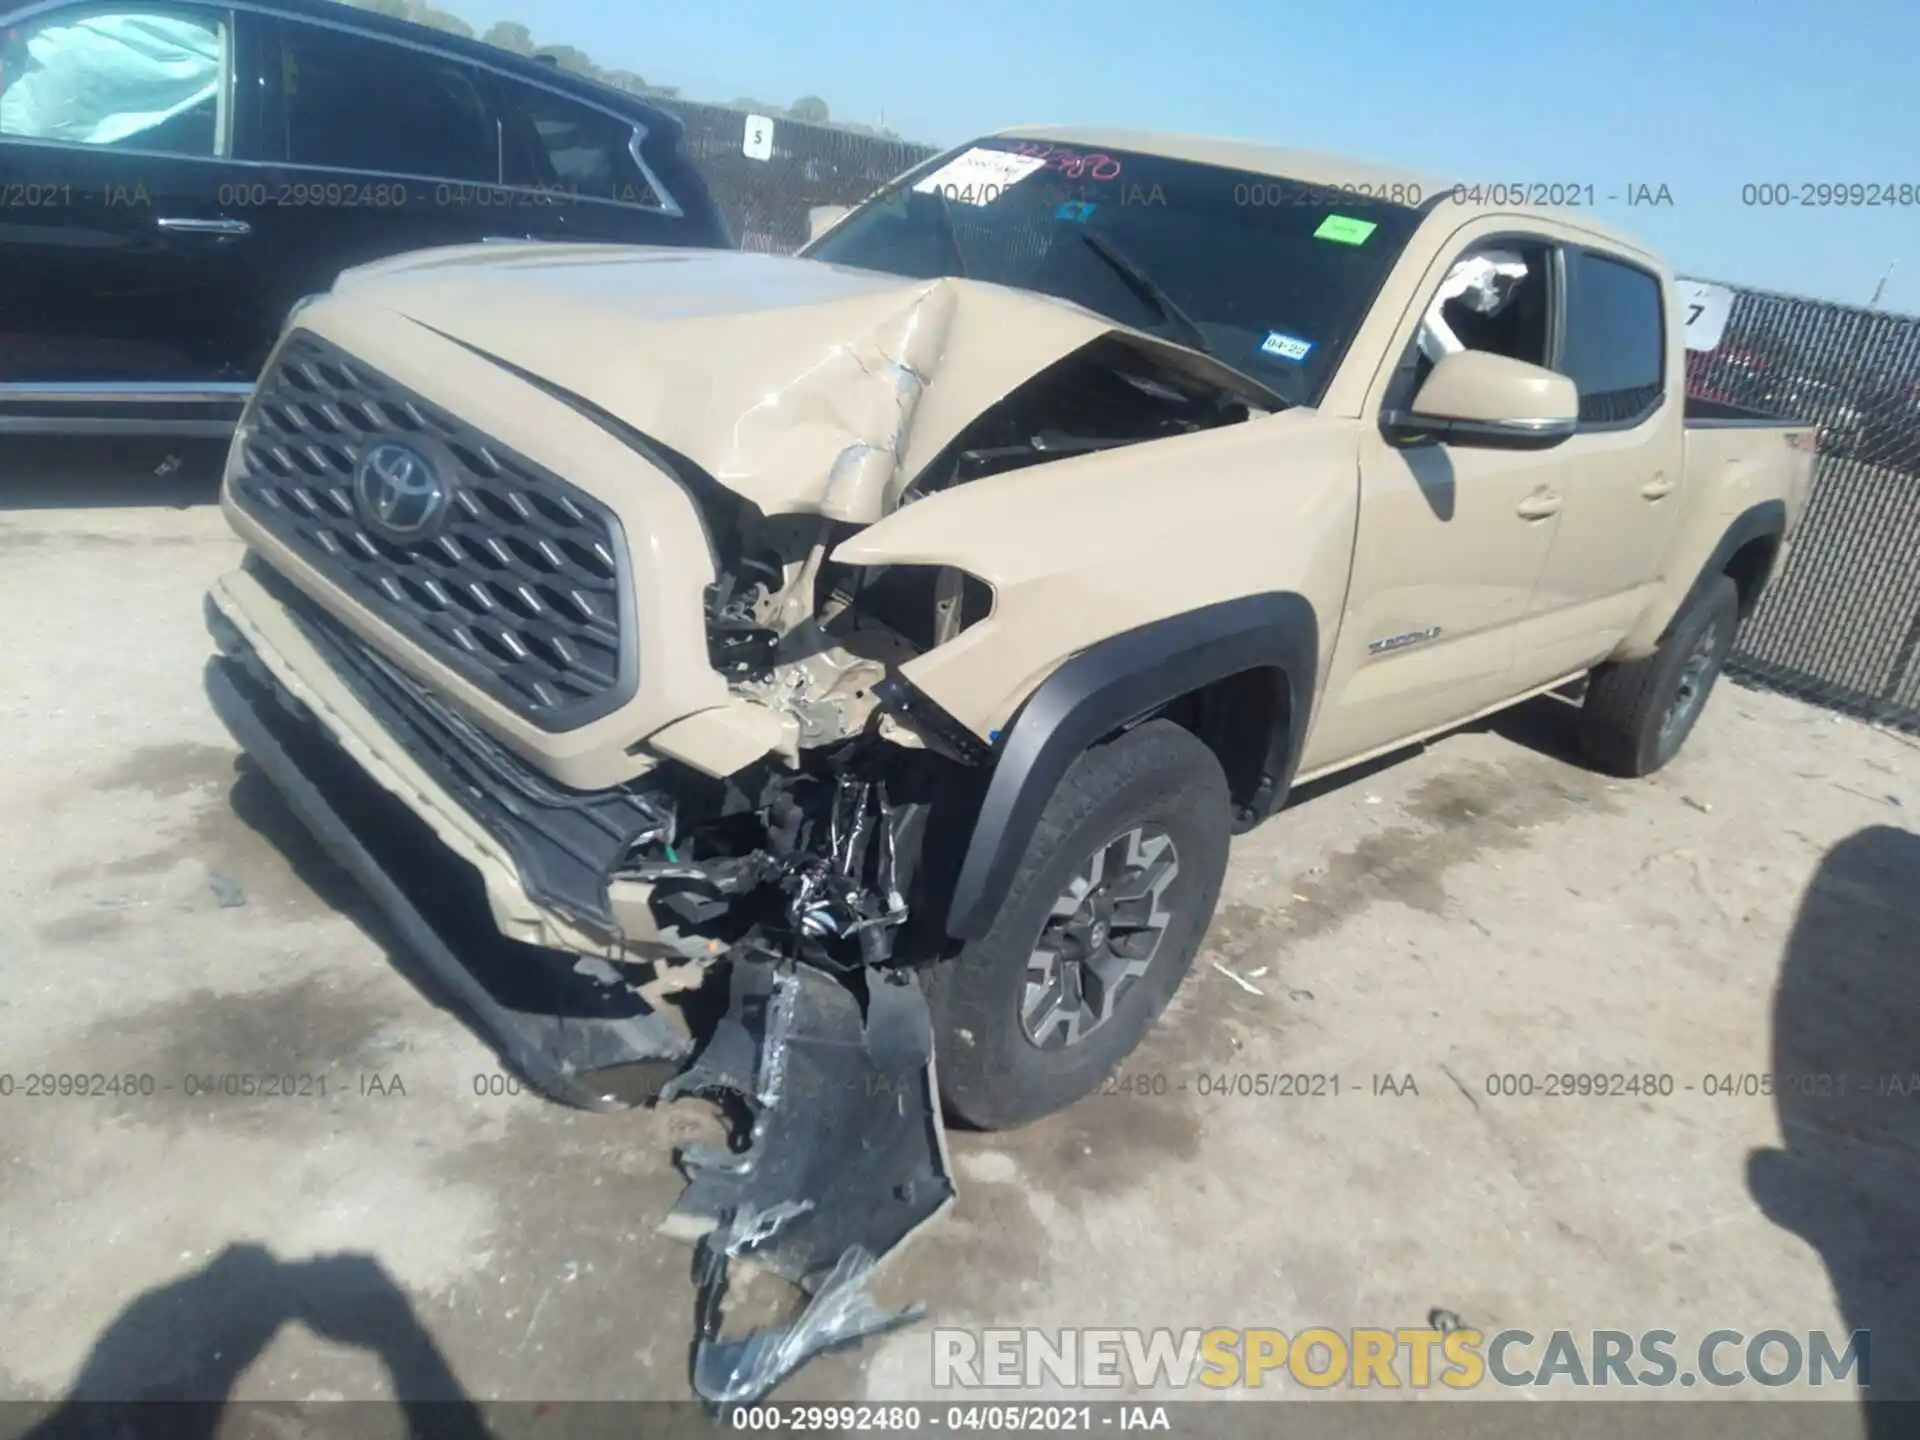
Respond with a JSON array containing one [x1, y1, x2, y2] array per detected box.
[[231, 331, 634, 729]]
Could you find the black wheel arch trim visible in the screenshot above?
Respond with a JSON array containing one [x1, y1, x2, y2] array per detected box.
[[1664, 498, 1787, 638], [942, 592, 1318, 942]]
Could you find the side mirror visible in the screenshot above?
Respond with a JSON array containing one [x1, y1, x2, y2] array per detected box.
[[807, 204, 851, 244], [1384, 351, 1579, 450]]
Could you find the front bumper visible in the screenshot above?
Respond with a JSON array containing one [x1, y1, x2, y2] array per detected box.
[[205, 563, 714, 960], [203, 566, 698, 1107], [204, 566, 957, 1401]]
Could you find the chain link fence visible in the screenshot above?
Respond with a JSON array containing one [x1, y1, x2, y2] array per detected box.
[[1683, 283, 1920, 731], [656, 99, 937, 253], [651, 104, 1920, 732]]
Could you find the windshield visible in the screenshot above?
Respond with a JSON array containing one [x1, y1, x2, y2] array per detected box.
[[803, 136, 1424, 407]]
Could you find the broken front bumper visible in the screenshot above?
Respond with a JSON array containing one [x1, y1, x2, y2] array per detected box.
[[203, 584, 693, 1109], [203, 563, 957, 1401], [667, 959, 955, 1401], [205, 562, 709, 961]]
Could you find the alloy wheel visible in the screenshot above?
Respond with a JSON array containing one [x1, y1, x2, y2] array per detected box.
[[1021, 825, 1181, 1050]]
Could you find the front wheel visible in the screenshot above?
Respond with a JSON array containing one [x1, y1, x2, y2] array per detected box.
[[1579, 575, 1740, 777], [926, 719, 1232, 1131]]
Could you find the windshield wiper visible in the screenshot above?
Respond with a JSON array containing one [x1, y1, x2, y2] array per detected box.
[[1075, 229, 1291, 412], [1076, 230, 1210, 356]]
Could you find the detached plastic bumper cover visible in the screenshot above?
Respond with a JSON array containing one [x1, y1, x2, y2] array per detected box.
[[664, 960, 955, 1403]]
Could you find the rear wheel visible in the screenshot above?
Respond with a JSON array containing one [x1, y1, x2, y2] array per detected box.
[[1579, 575, 1740, 777], [927, 719, 1232, 1130]]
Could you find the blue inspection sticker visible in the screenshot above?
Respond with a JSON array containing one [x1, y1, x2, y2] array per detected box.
[[1258, 330, 1314, 362], [1055, 200, 1097, 222]]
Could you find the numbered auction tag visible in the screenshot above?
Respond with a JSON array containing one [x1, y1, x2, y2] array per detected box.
[[1678, 281, 1734, 352], [912, 148, 1047, 205], [742, 115, 775, 162]]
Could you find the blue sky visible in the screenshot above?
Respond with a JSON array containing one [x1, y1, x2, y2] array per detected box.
[[450, 0, 1919, 313]]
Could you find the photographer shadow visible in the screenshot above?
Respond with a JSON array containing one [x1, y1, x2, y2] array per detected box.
[[21, 1243, 491, 1440], [1747, 824, 1920, 1435]]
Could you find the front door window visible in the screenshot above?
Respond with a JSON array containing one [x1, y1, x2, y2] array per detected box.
[[0, 5, 228, 155]]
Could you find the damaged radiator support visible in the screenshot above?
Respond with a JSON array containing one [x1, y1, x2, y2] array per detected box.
[[620, 731, 944, 977], [661, 959, 955, 1403]]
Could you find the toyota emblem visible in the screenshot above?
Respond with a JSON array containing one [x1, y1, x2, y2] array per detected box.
[[353, 442, 448, 538]]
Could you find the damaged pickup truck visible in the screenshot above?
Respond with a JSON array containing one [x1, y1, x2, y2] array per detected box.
[[202, 128, 1815, 1399]]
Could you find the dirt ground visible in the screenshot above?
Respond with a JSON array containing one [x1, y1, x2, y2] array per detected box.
[[2, 443, 1917, 1423]]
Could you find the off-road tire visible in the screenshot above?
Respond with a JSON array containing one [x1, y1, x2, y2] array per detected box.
[[926, 719, 1232, 1131], [1579, 575, 1740, 778]]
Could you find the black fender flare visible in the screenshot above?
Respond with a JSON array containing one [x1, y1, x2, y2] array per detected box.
[[943, 592, 1318, 941], [1664, 498, 1787, 638]]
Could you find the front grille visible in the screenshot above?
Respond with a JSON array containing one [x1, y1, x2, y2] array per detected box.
[[230, 331, 634, 729]]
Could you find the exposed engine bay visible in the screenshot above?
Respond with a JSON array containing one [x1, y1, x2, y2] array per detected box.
[[902, 333, 1265, 500], [617, 335, 1263, 964], [692, 335, 1263, 760]]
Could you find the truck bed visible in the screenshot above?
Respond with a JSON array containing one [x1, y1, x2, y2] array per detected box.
[[1684, 395, 1806, 428], [1679, 401, 1818, 536]]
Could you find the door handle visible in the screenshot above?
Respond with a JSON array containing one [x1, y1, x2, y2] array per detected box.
[[1640, 474, 1676, 500], [1515, 491, 1562, 520], [156, 216, 251, 236]]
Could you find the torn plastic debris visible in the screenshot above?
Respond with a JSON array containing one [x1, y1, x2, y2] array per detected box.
[[784, 775, 911, 965], [661, 959, 955, 1404], [694, 1241, 924, 1404]]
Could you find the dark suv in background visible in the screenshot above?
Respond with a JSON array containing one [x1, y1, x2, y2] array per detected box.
[[0, 0, 732, 438]]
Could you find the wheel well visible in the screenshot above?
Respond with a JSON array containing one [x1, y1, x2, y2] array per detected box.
[[1724, 534, 1781, 619], [1153, 665, 1291, 823], [941, 593, 1316, 941]]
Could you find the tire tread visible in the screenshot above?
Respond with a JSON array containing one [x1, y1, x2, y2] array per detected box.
[[929, 719, 1231, 1130], [1580, 575, 1739, 777]]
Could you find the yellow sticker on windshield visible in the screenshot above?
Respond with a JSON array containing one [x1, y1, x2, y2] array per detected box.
[[1314, 214, 1377, 244]]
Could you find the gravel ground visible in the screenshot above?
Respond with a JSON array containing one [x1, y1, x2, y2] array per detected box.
[[2, 443, 1916, 1431]]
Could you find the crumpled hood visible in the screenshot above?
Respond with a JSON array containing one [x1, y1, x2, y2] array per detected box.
[[327, 243, 1136, 522]]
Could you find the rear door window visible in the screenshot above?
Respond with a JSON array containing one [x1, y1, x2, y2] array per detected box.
[[277, 19, 497, 183], [1561, 249, 1666, 426], [498, 79, 667, 209]]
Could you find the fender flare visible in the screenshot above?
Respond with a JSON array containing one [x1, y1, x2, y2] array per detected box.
[[943, 592, 1318, 941], [1664, 498, 1787, 638]]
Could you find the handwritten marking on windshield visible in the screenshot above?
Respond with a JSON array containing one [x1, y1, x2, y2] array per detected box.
[[1004, 142, 1123, 181]]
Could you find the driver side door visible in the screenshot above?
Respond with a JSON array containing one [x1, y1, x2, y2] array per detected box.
[[1302, 222, 1573, 774]]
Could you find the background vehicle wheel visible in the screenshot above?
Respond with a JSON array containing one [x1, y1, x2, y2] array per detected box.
[[1579, 575, 1740, 778], [927, 718, 1232, 1131]]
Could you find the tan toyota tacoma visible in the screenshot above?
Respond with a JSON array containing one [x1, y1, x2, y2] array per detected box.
[[201, 128, 1815, 1398]]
